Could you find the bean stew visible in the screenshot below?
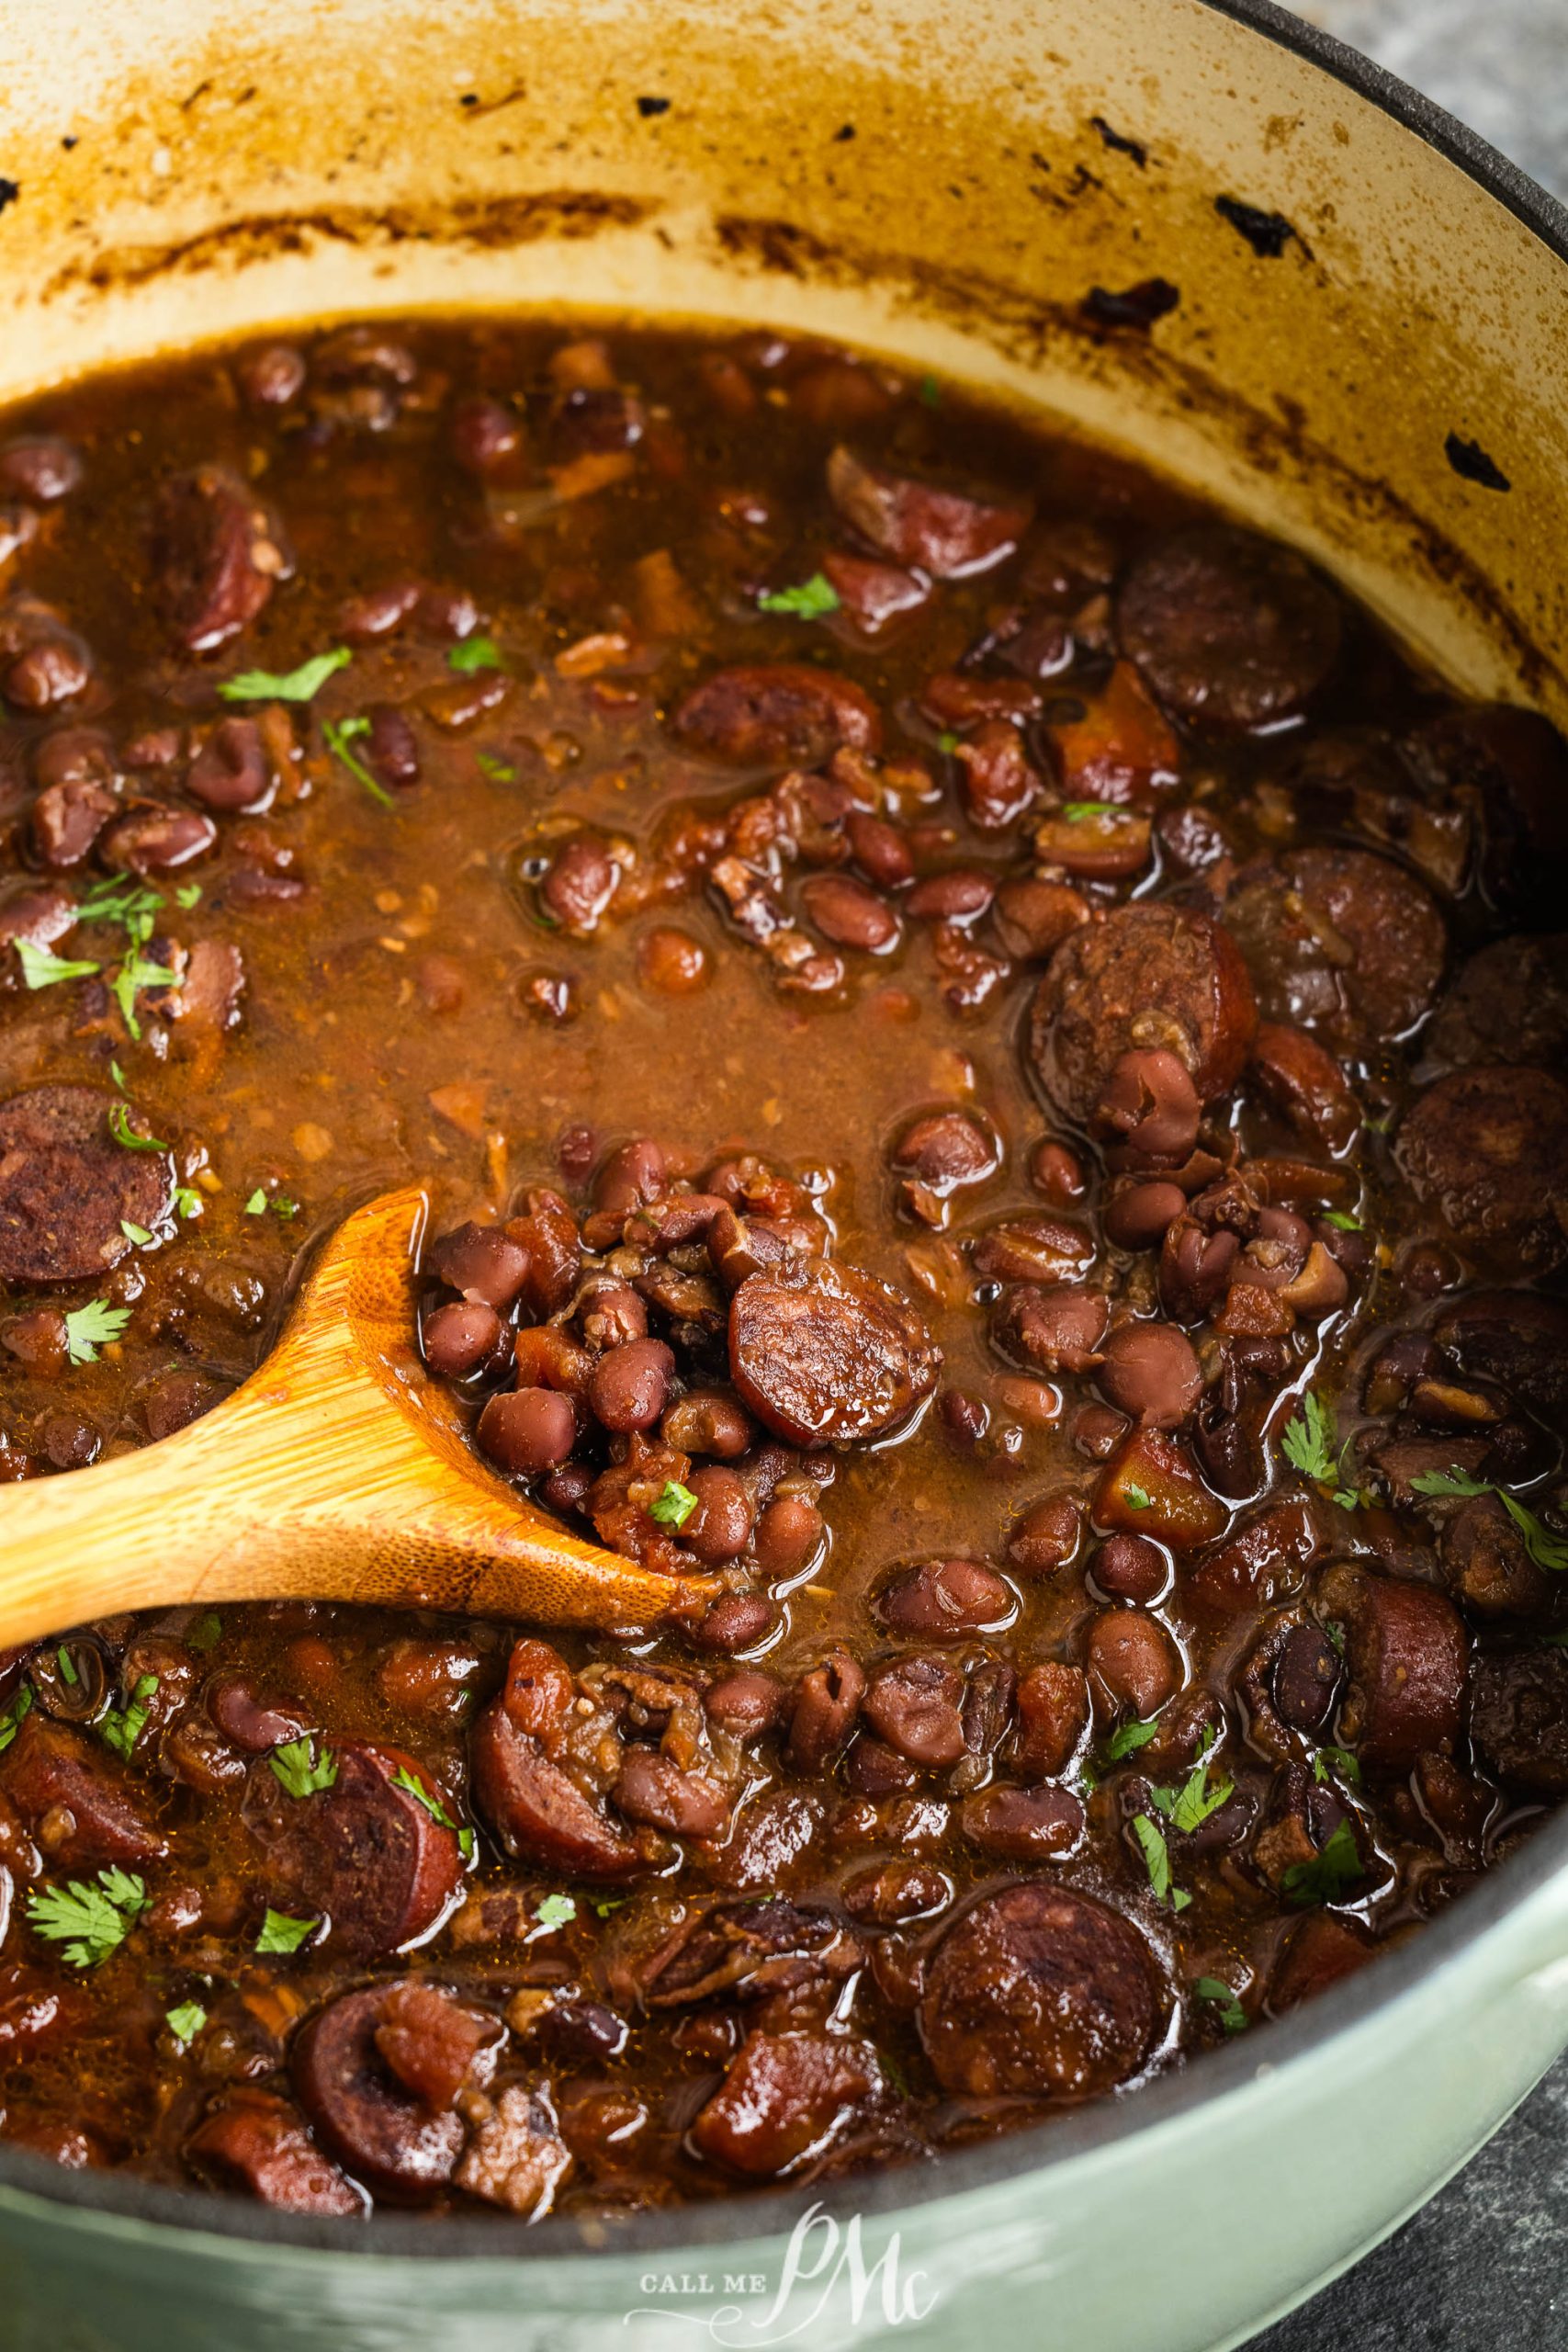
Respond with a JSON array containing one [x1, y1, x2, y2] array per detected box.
[[0, 317, 1565, 2219]]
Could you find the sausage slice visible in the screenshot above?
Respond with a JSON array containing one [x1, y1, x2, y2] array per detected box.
[[292, 1986, 466, 2203], [919, 1883, 1163, 2098], [0, 1085, 172, 1283], [246, 1739, 464, 1956], [728, 1258, 941, 1445], [1226, 847, 1446, 1042], [0, 1713, 166, 1870], [1469, 1650, 1568, 1796], [1395, 1066, 1568, 1272], [826, 446, 1032, 576], [1028, 902, 1256, 1124], [469, 1698, 644, 1879], [1117, 524, 1342, 730], [1315, 1564, 1467, 1776]]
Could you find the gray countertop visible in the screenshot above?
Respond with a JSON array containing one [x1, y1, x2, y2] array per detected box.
[[1249, 15, 1566, 2348]]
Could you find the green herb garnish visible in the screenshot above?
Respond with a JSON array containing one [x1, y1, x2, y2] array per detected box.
[[1314, 1745, 1361, 1788], [63, 1299, 130, 1365], [165, 2000, 208, 2048], [1409, 1466, 1568, 1572], [219, 648, 351, 704], [111, 951, 182, 1043], [1194, 1976, 1248, 2034], [649, 1479, 699, 1529], [1321, 1210, 1362, 1232], [1132, 1813, 1190, 1912], [175, 883, 203, 910], [535, 1893, 577, 1931], [936, 730, 959, 755], [0, 1686, 32, 1754], [323, 715, 392, 808], [28, 1869, 149, 1968], [269, 1736, 338, 1800], [186, 1611, 223, 1653], [447, 635, 503, 675], [255, 1909, 319, 1955], [1059, 799, 1122, 820], [100, 1673, 159, 1761], [108, 1102, 167, 1153], [119, 1220, 153, 1246], [1280, 1819, 1363, 1909], [1281, 1391, 1365, 1512], [476, 752, 517, 783], [757, 573, 840, 619], [173, 1185, 204, 1220], [1123, 1484, 1153, 1510], [388, 1762, 460, 1833], [15, 940, 101, 990], [1105, 1715, 1161, 1761], [1151, 1751, 1234, 1836]]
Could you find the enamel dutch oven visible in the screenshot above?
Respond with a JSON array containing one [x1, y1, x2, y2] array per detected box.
[[1, 3, 1566, 2346]]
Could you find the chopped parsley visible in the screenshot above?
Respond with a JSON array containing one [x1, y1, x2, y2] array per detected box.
[[108, 1102, 167, 1153], [535, 1893, 577, 1931], [28, 1869, 150, 1968], [63, 1299, 130, 1365], [1194, 1976, 1248, 2034], [165, 2000, 208, 2048], [175, 882, 203, 910], [1280, 1390, 1365, 1512], [270, 1736, 338, 1800], [1105, 1715, 1161, 1761], [111, 949, 182, 1043], [219, 647, 351, 704], [1321, 1210, 1362, 1233], [458, 1826, 476, 1862], [173, 1185, 205, 1220], [1150, 1748, 1234, 1836], [1122, 1483, 1153, 1510], [56, 1646, 78, 1687], [388, 1761, 461, 1835], [15, 940, 100, 990], [757, 572, 840, 619], [99, 1673, 159, 1761], [592, 1894, 628, 1919], [119, 1219, 153, 1246], [1059, 799, 1122, 820], [109, 1060, 127, 1091], [919, 372, 942, 409], [1409, 1466, 1568, 1573], [244, 1189, 266, 1215], [76, 875, 163, 930], [1131, 1813, 1190, 1911], [649, 1479, 699, 1529], [936, 730, 959, 755], [447, 635, 503, 675], [1314, 1745, 1361, 1787], [476, 752, 517, 783], [323, 714, 392, 808], [0, 1685, 32, 1754], [1280, 1819, 1363, 1909], [255, 1908, 319, 1955], [186, 1611, 223, 1654]]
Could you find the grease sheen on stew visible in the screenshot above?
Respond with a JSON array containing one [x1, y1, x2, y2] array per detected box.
[[0, 317, 1565, 2220]]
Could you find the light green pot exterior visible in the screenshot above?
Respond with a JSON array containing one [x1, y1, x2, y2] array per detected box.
[[1, 1, 1566, 2345]]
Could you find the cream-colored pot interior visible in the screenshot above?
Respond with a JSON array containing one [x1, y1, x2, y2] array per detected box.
[[2, 0, 1564, 729]]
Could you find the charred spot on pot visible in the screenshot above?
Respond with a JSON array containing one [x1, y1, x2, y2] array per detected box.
[[1215, 195, 1309, 260], [1083, 277, 1179, 332], [1445, 433, 1511, 492], [0, 178, 17, 216], [637, 96, 671, 119], [458, 93, 479, 109], [1089, 115, 1147, 167], [834, 124, 856, 142]]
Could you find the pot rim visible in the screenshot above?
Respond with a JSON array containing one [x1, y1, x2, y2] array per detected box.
[[5, 0, 1567, 2264]]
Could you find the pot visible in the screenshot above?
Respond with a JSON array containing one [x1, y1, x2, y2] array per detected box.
[[1, 3, 1566, 2346]]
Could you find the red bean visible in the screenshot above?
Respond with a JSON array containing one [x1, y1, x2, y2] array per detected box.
[[907, 870, 994, 922], [1089, 1532, 1169, 1607], [1029, 1140, 1089, 1207], [428, 1223, 531, 1311], [422, 1298, 503, 1378], [845, 809, 915, 888], [1104, 1181, 1186, 1250], [1097, 1322, 1202, 1428], [1007, 1493, 1084, 1577], [477, 1387, 577, 1475], [661, 1389, 755, 1459], [1096, 1047, 1201, 1161], [875, 1559, 1013, 1641], [1084, 1609, 1182, 1721], [683, 1466, 754, 1564], [588, 1337, 675, 1432], [752, 1496, 824, 1579], [690, 1598, 779, 1658], [801, 874, 899, 953], [638, 926, 709, 994]]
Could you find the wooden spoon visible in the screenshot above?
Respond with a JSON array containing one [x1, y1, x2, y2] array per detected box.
[[0, 1184, 718, 1649]]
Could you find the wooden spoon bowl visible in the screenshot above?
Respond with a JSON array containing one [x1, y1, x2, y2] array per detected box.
[[0, 1185, 718, 1649]]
